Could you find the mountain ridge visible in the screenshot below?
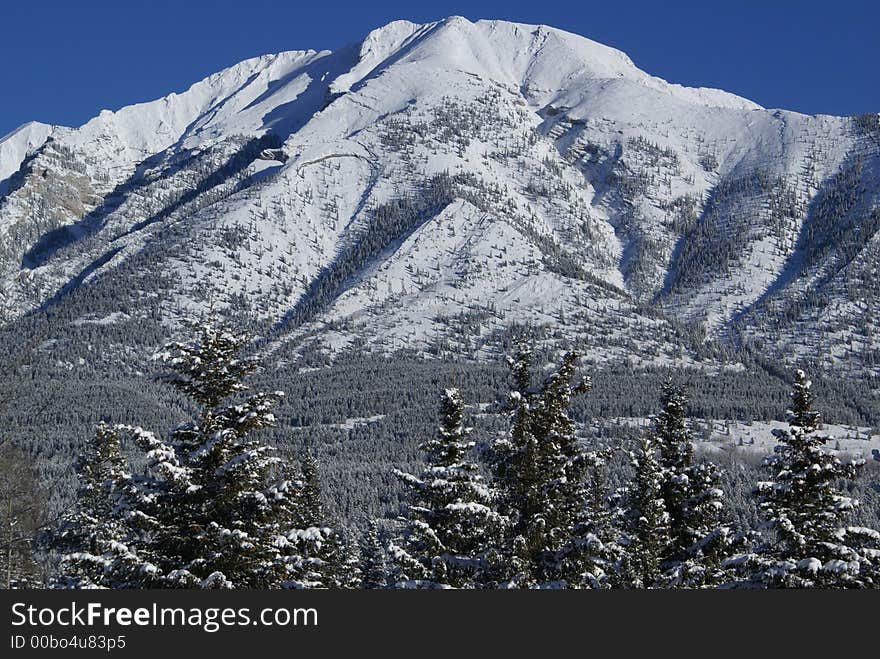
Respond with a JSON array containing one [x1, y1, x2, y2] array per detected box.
[[0, 16, 878, 381]]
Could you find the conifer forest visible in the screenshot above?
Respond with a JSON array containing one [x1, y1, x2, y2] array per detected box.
[[1, 325, 877, 589]]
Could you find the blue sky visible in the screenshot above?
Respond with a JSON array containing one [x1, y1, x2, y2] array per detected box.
[[2, 0, 875, 136]]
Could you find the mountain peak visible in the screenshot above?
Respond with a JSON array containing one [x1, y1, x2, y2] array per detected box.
[[2, 15, 872, 384], [340, 17, 762, 113], [0, 121, 55, 193]]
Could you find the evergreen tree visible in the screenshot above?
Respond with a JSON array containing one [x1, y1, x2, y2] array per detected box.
[[49, 423, 159, 588], [391, 388, 504, 588], [742, 370, 880, 588], [651, 380, 742, 587], [620, 437, 671, 588], [50, 324, 341, 589], [670, 457, 745, 587], [653, 380, 693, 544], [0, 442, 47, 588], [334, 531, 363, 589], [275, 451, 349, 589], [297, 451, 323, 528], [275, 525, 345, 589], [570, 448, 624, 588], [490, 348, 610, 588], [360, 521, 389, 590], [130, 326, 292, 587]]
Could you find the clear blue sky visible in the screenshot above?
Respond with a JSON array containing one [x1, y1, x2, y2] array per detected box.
[[2, 0, 875, 136]]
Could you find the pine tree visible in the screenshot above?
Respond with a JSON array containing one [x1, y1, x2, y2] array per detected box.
[[744, 370, 880, 588], [490, 348, 607, 588], [391, 388, 504, 588], [620, 437, 671, 588]]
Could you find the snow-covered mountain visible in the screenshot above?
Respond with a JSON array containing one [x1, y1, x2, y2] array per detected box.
[[2, 16, 879, 375]]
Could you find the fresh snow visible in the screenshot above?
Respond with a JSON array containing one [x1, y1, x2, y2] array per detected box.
[[0, 121, 54, 193], [0, 16, 877, 378]]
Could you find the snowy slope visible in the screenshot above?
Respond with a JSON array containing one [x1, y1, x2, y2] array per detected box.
[[0, 16, 877, 377], [0, 121, 54, 193]]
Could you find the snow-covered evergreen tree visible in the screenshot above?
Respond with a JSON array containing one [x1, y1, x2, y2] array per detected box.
[[50, 324, 344, 589], [274, 526, 342, 588], [130, 326, 293, 588], [619, 437, 671, 588], [490, 348, 611, 588], [653, 380, 693, 543], [668, 458, 746, 587], [360, 521, 389, 590], [49, 423, 159, 588], [652, 380, 742, 587], [274, 451, 352, 589], [568, 447, 625, 588], [740, 370, 880, 588], [335, 531, 363, 589], [391, 388, 504, 588], [297, 451, 323, 528]]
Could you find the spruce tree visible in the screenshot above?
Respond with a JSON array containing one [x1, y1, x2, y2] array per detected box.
[[276, 525, 345, 588], [134, 326, 292, 587], [490, 348, 609, 588], [335, 531, 363, 589], [572, 448, 624, 588], [50, 324, 340, 589], [298, 451, 323, 528], [620, 437, 671, 588], [654, 380, 693, 546], [275, 450, 349, 588], [391, 388, 504, 588], [744, 370, 880, 588], [360, 521, 389, 590], [652, 380, 742, 587], [50, 423, 159, 588]]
